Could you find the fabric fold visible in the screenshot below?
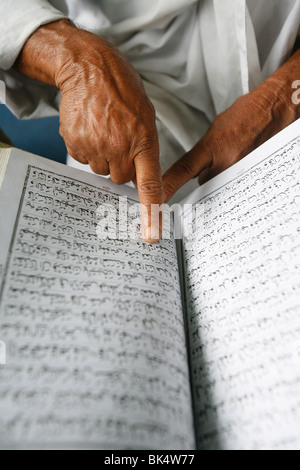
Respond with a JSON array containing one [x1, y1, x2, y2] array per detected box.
[[0, 0, 66, 70], [0, 0, 298, 191]]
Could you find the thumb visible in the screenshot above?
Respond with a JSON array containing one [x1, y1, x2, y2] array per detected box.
[[197, 165, 223, 186], [163, 144, 212, 202]]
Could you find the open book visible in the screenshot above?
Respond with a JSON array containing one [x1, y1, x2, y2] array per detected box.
[[0, 119, 299, 450]]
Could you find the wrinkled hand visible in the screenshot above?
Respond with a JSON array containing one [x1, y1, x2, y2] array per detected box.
[[163, 49, 300, 202], [57, 34, 164, 241], [15, 20, 164, 242]]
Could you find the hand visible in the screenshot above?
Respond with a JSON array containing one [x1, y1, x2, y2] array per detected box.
[[15, 20, 164, 242], [163, 49, 300, 202]]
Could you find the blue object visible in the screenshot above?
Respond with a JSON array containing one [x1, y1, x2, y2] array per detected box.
[[0, 105, 66, 164]]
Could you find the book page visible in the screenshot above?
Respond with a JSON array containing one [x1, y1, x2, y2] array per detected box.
[[180, 120, 300, 450], [0, 149, 195, 450]]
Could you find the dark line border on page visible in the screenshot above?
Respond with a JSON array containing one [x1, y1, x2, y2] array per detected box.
[[0, 164, 138, 305], [0, 165, 31, 303]]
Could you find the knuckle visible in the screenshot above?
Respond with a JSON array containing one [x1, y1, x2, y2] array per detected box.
[[111, 174, 130, 185], [164, 179, 179, 195], [115, 138, 131, 155], [66, 145, 79, 160], [59, 125, 64, 139], [206, 130, 242, 168], [63, 129, 83, 152], [134, 135, 159, 160], [59, 125, 70, 144], [89, 160, 109, 175], [71, 135, 84, 150], [177, 156, 197, 176], [138, 178, 162, 196], [205, 135, 221, 159]]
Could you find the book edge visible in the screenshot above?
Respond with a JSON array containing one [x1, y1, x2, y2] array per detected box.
[[0, 146, 13, 190]]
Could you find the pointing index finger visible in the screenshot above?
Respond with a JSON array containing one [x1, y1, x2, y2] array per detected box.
[[134, 152, 164, 243]]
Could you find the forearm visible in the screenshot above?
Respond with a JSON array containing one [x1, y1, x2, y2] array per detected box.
[[13, 18, 128, 93], [14, 19, 76, 87], [13, 18, 115, 91]]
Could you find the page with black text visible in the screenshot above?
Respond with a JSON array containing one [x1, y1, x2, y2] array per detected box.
[[180, 120, 300, 450], [0, 149, 195, 450]]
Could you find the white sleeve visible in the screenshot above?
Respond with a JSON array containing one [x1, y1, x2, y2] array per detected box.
[[0, 0, 67, 70], [0, 0, 67, 119]]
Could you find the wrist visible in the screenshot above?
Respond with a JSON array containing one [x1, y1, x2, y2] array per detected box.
[[53, 30, 117, 91], [14, 19, 78, 88], [259, 49, 300, 123]]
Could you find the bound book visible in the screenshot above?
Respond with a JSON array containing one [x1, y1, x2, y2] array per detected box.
[[0, 120, 299, 450]]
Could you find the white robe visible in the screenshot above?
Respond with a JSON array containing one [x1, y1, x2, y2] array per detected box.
[[0, 0, 299, 200]]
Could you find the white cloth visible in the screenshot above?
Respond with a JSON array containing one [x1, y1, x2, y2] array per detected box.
[[0, 0, 299, 200]]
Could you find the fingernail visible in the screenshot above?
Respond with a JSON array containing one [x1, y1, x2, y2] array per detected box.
[[144, 225, 160, 243]]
